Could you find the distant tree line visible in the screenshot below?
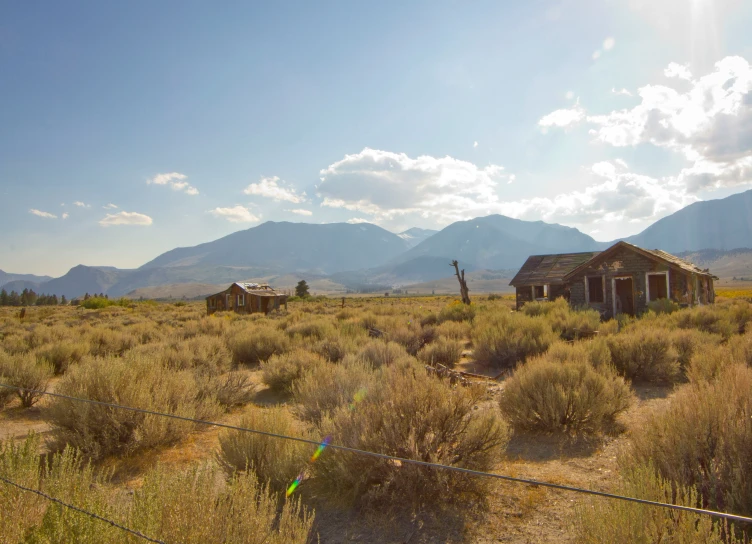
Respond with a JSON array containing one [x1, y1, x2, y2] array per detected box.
[[0, 288, 68, 306]]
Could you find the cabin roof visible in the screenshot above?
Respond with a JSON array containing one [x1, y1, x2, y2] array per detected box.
[[562, 241, 718, 281], [509, 251, 601, 287], [205, 282, 284, 300]]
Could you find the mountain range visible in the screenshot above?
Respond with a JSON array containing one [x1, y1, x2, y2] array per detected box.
[[4, 189, 752, 298]]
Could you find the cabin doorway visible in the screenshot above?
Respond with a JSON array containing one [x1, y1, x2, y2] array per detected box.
[[613, 277, 635, 316]]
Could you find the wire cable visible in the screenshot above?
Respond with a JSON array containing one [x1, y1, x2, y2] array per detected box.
[[0, 475, 167, 543], [1, 383, 751, 525]]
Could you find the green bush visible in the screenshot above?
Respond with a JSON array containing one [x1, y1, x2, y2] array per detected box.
[[261, 349, 326, 393], [606, 328, 680, 382], [0, 351, 52, 407], [472, 311, 557, 368], [574, 463, 741, 543], [311, 363, 509, 509], [79, 296, 130, 309], [217, 407, 309, 491], [499, 356, 632, 434], [292, 357, 377, 424], [417, 337, 463, 368], [47, 354, 221, 459], [227, 327, 290, 365], [626, 364, 752, 518]]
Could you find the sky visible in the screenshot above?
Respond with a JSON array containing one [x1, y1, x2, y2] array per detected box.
[[2, 0, 752, 276]]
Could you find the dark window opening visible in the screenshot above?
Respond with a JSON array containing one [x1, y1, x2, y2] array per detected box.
[[587, 276, 604, 303], [534, 285, 546, 299], [648, 274, 668, 301]]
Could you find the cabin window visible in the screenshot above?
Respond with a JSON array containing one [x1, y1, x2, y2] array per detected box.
[[237, 294, 245, 306], [209, 298, 215, 308], [647, 272, 669, 302], [226, 294, 231, 308], [587, 276, 604, 303], [533, 285, 546, 299]]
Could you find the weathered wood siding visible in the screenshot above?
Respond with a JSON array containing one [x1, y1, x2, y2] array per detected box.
[[515, 286, 533, 310]]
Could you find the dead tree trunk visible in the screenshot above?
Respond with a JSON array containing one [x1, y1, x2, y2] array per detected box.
[[450, 260, 471, 305]]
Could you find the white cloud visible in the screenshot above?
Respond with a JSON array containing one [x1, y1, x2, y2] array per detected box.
[[62, 212, 69, 220], [73, 201, 90, 208], [148, 172, 198, 195], [538, 104, 585, 129], [346, 218, 371, 224], [286, 208, 313, 216], [612, 87, 633, 96], [243, 176, 305, 203], [29, 209, 57, 219], [493, 161, 697, 232], [473, 141, 478, 148], [99, 211, 153, 227], [209, 206, 260, 223], [103, 203, 118, 209], [318, 148, 513, 227], [603, 37, 616, 51], [664, 62, 692, 80], [541, 56, 752, 193], [592, 50, 602, 60]]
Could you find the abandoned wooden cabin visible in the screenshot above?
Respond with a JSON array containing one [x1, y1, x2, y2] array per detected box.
[[206, 282, 287, 315], [509, 241, 717, 317]]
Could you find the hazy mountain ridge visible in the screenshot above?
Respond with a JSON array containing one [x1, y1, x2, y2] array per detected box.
[[8, 190, 752, 298]]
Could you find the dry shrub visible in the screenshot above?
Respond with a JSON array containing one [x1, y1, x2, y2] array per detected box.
[[598, 319, 620, 336], [130, 462, 314, 544], [311, 363, 509, 509], [574, 463, 741, 543], [436, 320, 470, 341], [472, 311, 557, 369], [48, 354, 221, 459], [546, 338, 612, 370], [606, 328, 680, 382], [675, 305, 737, 339], [313, 334, 360, 362], [0, 434, 120, 543], [87, 327, 136, 356], [687, 344, 736, 384], [500, 356, 632, 434], [128, 321, 164, 344], [647, 298, 680, 315], [157, 334, 233, 375], [0, 435, 314, 544], [292, 357, 377, 424], [388, 324, 426, 355], [420, 313, 438, 327], [285, 319, 334, 340], [669, 328, 723, 368], [35, 341, 90, 375], [724, 299, 752, 334], [209, 371, 257, 409], [261, 349, 326, 393], [417, 337, 463, 368], [0, 334, 27, 354], [357, 340, 410, 368], [627, 364, 752, 518], [729, 330, 752, 367], [227, 327, 290, 366], [217, 407, 309, 490], [0, 351, 52, 407], [438, 302, 475, 323], [523, 299, 601, 340]]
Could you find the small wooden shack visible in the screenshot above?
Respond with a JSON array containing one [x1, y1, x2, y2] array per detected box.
[[206, 282, 287, 315], [510, 241, 717, 318]]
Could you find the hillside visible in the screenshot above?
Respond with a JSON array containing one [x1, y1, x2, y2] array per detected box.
[[0, 270, 52, 288], [392, 215, 602, 270], [140, 221, 409, 274], [397, 227, 438, 249], [623, 189, 752, 252]]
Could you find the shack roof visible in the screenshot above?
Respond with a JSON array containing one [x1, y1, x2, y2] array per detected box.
[[509, 251, 601, 287], [205, 282, 285, 300], [562, 241, 718, 281]]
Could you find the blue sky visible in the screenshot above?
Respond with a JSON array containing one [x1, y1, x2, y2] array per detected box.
[[2, 0, 752, 276]]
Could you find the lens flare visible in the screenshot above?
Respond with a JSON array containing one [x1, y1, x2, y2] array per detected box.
[[286, 435, 332, 497]]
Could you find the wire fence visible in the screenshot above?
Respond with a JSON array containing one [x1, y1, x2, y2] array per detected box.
[[1, 382, 752, 526], [0, 474, 166, 543]]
